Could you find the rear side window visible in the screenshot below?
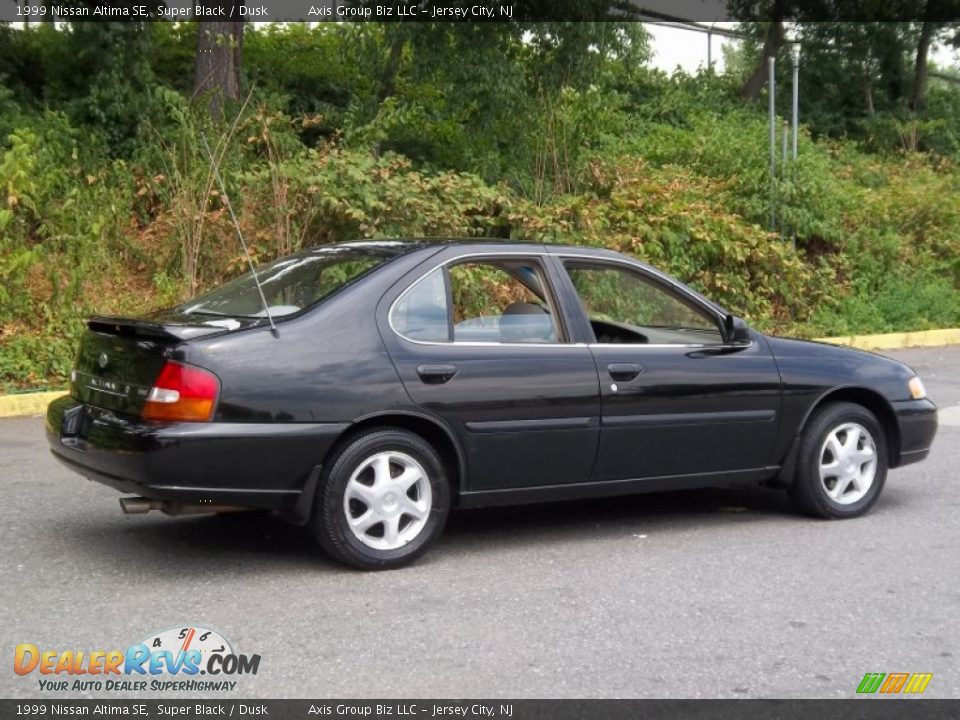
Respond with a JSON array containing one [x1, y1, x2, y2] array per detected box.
[[392, 269, 450, 342], [449, 262, 558, 343], [177, 245, 397, 319], [391, 258, 563, 344]]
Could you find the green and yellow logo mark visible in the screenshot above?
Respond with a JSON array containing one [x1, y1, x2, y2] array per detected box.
[[857, 672, 933, 694]]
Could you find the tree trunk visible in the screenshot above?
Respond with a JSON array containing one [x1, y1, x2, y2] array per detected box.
[[193, 4, 244, 121], [910, 20, 936, 112], [377, 33, 406, 105], [372, 30, 406, 156], [739, 19, 786, 101], [864, 77, 875, 115]]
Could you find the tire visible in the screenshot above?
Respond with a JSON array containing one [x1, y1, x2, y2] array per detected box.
[[311, 428, 451, 570], [789, 402, 888, 519]]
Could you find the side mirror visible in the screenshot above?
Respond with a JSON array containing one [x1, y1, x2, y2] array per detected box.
[[724, 314, 751, 344]]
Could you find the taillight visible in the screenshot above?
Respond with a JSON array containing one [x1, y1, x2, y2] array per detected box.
[[142, 361, 219, 422]]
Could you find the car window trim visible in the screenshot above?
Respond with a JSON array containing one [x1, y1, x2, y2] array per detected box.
[[551, 251, 729, 315], [553, 254, 739, 349], [388, 251, 583, 348]]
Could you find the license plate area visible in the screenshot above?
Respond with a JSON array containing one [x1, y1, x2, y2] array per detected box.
[[61, 404, 92, 448]]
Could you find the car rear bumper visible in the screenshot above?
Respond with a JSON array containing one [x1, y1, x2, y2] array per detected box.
[[46, 395, 348, 510], [892, 398, 938, 467]]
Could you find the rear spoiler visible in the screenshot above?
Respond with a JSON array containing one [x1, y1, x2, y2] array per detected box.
[[86, 316, 230, 342]]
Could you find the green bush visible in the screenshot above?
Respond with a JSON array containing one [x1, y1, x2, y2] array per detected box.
[[2, 26, 959, 392], [809, 273, 960, 335]]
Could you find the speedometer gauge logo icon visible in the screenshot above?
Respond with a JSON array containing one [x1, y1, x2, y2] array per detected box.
[[139, 626, 233, 673]]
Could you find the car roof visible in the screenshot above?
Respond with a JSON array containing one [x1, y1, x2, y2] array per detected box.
[[302, 238, 728, 318], [324, 237, 624, 257]]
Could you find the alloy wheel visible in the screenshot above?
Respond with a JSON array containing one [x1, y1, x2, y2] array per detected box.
[[343, 451, 433, 551], [818, 422, 877, 505]]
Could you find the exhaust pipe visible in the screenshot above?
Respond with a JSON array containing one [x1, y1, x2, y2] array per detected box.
[[119, 497, 162, 514], [119, 496, 248, 516]]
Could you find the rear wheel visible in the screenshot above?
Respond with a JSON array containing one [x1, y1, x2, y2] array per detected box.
[[312, 428, 450, 570], [789, 402, 888, 519]]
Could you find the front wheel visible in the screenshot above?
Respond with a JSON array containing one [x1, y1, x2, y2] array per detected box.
[[312, 428, 450, 570], [789, 402, 888, 519]]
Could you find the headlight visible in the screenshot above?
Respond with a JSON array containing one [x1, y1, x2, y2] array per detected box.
[[908, 376, 927, 400]]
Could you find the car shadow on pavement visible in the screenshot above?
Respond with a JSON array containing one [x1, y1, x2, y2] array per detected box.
[[443, 485, 796, 542], [63, 510, 330, 575], [60, 484, 801, 576]]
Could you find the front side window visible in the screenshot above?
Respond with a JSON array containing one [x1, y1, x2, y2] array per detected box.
[[391, 258, 562, 344], [564, 262, 722, 345]]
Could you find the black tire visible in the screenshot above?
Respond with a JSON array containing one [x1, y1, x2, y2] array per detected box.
[[789, 402, 888, 519], [311, 428, 451, 570]]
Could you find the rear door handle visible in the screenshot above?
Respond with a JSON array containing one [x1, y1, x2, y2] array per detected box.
[[417, 365, 458, 384], [607, 363, 644, 382]]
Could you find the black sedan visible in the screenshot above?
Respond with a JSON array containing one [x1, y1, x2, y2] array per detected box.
[[46, 240, 938, 569]]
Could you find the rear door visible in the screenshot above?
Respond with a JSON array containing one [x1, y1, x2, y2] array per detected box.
[[380, 250, 601, 492], [555, 257, 782, 483]]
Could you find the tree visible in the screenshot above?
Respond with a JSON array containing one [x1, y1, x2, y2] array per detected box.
[[738, 19, 785, 101], [193, 1, 244, 121], [729, 0, 790, 101], [910, 20, 938, 112], [908, 5, 960, 112], [798, 22, 915, 121], [909, 2, 960, 111]]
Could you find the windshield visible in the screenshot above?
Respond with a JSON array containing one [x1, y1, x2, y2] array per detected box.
[[176, 244, 402, 318]]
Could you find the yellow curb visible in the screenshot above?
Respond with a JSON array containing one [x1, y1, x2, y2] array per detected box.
[[814, 328, 960, 350], [0, 390, 67, 419]]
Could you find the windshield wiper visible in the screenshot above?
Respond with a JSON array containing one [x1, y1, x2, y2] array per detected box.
[[182, 309, 230, 317]]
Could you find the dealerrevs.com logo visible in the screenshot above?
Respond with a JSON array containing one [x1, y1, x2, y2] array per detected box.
[[14, 626, 261, 693], [857, 672, 933, 695]]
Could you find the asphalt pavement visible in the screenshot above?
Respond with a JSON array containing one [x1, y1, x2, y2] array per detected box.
[[1, 346, 958, 699]]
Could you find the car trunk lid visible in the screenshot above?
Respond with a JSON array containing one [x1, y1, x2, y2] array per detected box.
[[72, 313, 258, 415]]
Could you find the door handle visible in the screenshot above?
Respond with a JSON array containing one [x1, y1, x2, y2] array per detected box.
[[607, 363, 644, 382], [417, 364, 458, 384]]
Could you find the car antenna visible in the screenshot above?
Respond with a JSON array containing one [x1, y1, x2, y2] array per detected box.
[[200, 132, 279, 339]]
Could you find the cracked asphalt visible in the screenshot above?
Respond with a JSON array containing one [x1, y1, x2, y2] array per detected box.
[[1, 346, 958, 699]]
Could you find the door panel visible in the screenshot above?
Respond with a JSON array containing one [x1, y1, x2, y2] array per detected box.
[[393, 344, 601, 491], [590, 341, 781, 481], [554, 257, 782, 483], [382, 253, 601, 492]]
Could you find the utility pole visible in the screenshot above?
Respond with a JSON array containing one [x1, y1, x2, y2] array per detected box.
[[789, 41, 801, 249], [768, 56, 776, 231], [707, 23, 716, 70], [791, 42, 801, 160], [782, 123, 789, 169], [782, 122, 789, 241]]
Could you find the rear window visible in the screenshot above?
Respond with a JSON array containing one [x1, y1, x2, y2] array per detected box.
[[176, 245, 400, 319]]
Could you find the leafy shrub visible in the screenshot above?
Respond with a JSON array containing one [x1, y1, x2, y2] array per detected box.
[[2, 27, 960, 392], [808, 273, 960, 335], [510, 157, 832, 330]]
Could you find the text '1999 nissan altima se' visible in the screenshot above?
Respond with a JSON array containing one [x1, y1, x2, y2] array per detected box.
[[46, 240, 938, 569]]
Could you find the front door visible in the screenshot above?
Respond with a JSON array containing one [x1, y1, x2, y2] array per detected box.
[[557, 258, 782, 483], [382, 253, 601, 492]]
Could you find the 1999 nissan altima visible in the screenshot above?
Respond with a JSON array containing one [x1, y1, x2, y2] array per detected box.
[[46, 240, 938, 569]]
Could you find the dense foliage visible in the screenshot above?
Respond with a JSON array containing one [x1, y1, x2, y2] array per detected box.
[[1, 21, 959, 391]]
